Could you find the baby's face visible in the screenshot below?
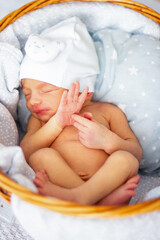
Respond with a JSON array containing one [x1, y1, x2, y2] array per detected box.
[[22, 78, 65, 122]]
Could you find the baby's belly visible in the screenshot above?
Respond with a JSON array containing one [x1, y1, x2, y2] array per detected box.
[[51, 140, 108, 180]]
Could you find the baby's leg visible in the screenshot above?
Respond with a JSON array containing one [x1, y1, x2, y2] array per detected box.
[[34, 170, 140, 205], [29, 148, 84, 188], [97, 175, 140, 206], [74, 150, 139, 204], [33, 151, 139, 205]]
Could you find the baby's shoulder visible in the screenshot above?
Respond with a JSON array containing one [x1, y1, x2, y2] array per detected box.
[[92, 101, 119, 112], [92, 102, 125, 119]]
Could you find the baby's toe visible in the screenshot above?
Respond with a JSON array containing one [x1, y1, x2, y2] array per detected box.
[[33, 177, 43, 187], [126, 183, 138, 190]]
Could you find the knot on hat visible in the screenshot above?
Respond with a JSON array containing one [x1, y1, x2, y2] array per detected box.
[[25, 34, 65, 62]]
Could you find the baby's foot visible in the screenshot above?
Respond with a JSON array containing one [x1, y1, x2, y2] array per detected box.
[[33, 170, 74, 202], [33, 170, 55, 196], [97, 175, 140, 206]]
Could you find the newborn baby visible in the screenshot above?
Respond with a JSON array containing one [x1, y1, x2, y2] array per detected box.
[[20, 17, 142, 205]]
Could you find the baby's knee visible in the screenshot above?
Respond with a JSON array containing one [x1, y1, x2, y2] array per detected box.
[[111, 151, 139, 175], [28, 148, 50, 170], [29, 148, 61, 171]]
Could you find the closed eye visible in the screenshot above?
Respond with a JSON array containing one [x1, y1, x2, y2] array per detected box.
[[22, 89, 31, 97], [40, 89, 54, 94], [40, 87, 59, 94], [24, 93, 31, 99]]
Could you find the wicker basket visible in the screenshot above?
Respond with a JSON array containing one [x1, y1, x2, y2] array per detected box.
[[0, 0, 160, 219]]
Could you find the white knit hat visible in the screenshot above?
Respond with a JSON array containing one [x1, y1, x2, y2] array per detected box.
[[20, 17, 99, 92]]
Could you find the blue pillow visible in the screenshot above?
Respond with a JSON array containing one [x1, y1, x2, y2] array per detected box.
[[92, 29, 160, 176]]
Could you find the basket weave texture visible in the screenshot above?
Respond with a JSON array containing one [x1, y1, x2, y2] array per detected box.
[[0, 0, 160, 218]]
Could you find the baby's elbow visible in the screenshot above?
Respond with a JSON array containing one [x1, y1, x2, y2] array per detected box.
[[20, 140, 30, 163], [137, 144, 143, 163], [20, 139, 26, 152]]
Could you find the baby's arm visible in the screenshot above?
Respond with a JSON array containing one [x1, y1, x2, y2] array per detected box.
[[106, 105, 143, 161], [21, 82, 88, 161], [72, 105, 142, 161], [20, 115, 63, 161]]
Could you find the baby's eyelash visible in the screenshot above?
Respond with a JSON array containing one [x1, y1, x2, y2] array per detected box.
[[40, 90, 53, 93], [24, 92, 31, 98]]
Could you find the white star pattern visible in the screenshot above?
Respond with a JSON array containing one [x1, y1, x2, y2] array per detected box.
[[146, 52, 150, 55], [111, 50, 117, 60], [141, 92, 146, 97], [119, 84, 125, 90], [118, 104, 126, 111], [133, 103, 137, 107], [157, 122, 160, 127], [128, 50, 133, 54], [157, 46, 160, 50], [128, 66, 138, 75], [151, 61, 155, 65], [152, 146, 156, 151], [152, 78, 156, 83], [142, 136, 146, 141]]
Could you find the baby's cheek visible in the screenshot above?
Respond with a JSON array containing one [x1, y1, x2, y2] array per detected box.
[[26, 102, 32, 111]]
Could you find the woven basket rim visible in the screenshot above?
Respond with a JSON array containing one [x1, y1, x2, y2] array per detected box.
[[0, 0, 160, 218], [0, 0, 160, 31], [0, 170, 160, 218]]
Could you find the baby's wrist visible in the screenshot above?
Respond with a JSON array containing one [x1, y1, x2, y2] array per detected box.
[[50, 115, 64, 130], [102, 132, 116, 154]]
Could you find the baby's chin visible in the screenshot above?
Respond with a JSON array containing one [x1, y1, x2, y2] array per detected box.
[[33, 111, 54, 123]]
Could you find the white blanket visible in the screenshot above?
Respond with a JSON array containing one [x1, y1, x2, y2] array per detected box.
[[0, 42, 35, 191]]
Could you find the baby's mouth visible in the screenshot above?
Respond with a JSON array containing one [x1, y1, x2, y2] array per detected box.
[[32, 107, 51, 115]]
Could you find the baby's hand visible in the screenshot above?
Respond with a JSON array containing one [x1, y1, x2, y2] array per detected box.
[[55, 81, 89, 128], [72, 114, 115, 152]]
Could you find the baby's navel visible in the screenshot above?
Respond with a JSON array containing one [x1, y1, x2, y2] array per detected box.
[[78, 172, 90, 181]]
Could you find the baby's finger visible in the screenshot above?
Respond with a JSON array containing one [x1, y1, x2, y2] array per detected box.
[[68, 83, 76, 103], [78, 86, 89, 105], [74, 81, 80, 102], [73, 121, 86, 132], [58, 90, 68, 108], [72, 114, 92, 127], [33, 178, 43, 187], [79, 135, 86, 143]]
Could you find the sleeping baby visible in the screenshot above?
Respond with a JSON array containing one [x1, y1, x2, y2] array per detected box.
[[20, 17, 142, 205]]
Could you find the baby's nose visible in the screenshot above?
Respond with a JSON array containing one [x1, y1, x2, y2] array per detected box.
[[30, 96, 42, 105]]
